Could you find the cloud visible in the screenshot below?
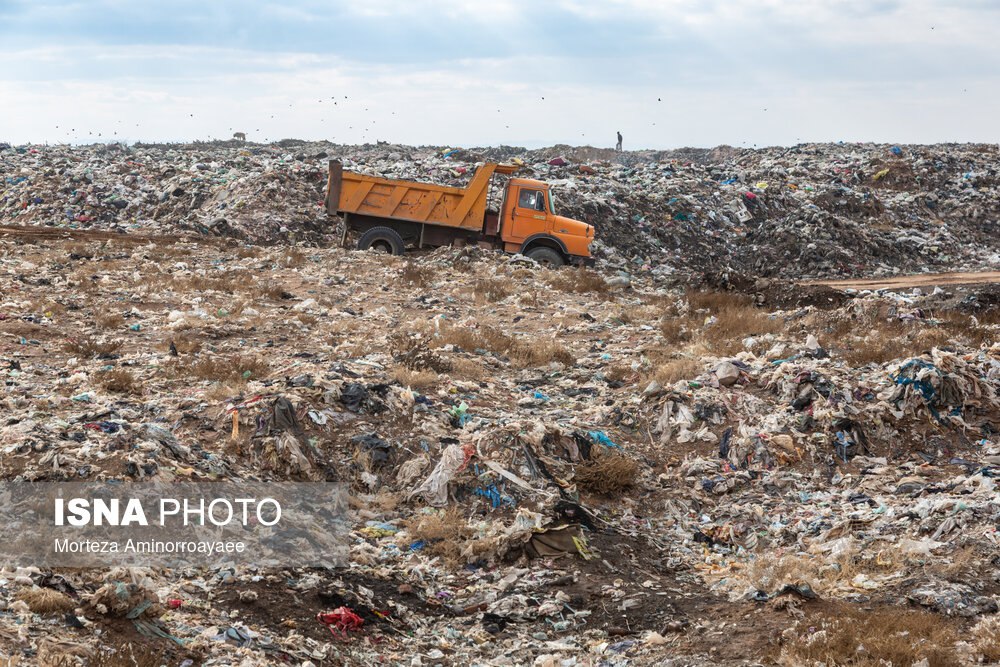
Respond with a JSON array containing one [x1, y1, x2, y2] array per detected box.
[[0, 0, 998, 146]]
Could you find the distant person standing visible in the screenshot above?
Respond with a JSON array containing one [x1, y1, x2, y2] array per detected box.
[[616, 131, 623, 152]]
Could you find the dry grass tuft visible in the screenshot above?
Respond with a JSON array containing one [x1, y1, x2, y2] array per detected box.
[[64, 336, 123, 358], [660, 316, 696, 344], [513, 338, 575, 367], [649, 358, 702, 385], [519, 290, 541, 307], [390, 332, 453, 372], [279, 247, 308, 268], [97, 367, 141, 394], [604, 364, 634, 386], [971, 614, 1000, 663], [400, 262, 435, 288], [474, 278, 511, 303], [66, 242, 95, 259], [88, 643, 167, 667], [403, 508, 477, 565], [204, 382, 247, 403], [94, 310, 124, 330], [172, 270, 250, 294], [693, 291, 783, 355], [183, 354, 270, 384], [252, 280, 289, 300], [169, 335, 202, 355], [574, 449, 639, 495], [17, 588, 76, 614], [777, 607, 960, 667], [235, 245, 260, 259], [390, 366, 439, 390], [448, 357, 484, 380], [660, 290, 784, 355], [837, 316, 983, 366], [544, 267, 611, 295]]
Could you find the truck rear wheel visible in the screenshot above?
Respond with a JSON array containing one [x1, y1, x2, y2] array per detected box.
[[525, 247, 565, 268], [358, 226, 405, 255]]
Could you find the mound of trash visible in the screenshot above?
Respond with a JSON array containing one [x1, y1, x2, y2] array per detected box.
[[3, 140, 999, 279]]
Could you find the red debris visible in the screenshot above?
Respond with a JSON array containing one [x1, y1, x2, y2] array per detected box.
[[317, 606, 364, 637]]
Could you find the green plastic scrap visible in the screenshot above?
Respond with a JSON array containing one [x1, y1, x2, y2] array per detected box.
[[134, 619, 187, 646]]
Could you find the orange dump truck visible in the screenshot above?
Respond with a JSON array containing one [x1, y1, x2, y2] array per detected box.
[[325, 161, 594, 267]]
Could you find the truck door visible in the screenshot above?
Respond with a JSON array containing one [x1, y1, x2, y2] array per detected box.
[[505, 185, 549, 243]]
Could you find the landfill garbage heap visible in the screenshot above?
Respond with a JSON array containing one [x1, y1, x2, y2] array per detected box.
[[2, 229, 1000, 665], [2, 139, 999, 280]]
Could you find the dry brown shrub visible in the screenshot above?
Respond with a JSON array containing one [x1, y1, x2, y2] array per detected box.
[[474, 278, 511, 303], [66, 241, 95, 259], [390, 366, 439, 389], [612, 307, 632, 324], [32, 300, 67, 318], [169, 335, 202, 355], [660, 316, 696, 344], [510, 338, 575, 367], [403, 508, 474, 565], [253, 281, 288, 300], [519, 290, 541, 307], [235, 245, 260, 259], [678, 290, 784, 355], [448, 357, 484, 380], [433, 323, 573, 367], [434, 323, 487, 351], [183, 354, 270, 383], [746, 553, 823, 594], [401, 262, 434, 287], [64, 336, 123, 358], [931, 544, 982, 582], [777, 606, 960, 667], [574, 449, 639, 495], [842, 335, 904, 366], [543, 266, 610, 295], [389, 332, 453, 373], [97, 368, 141, 394], [971, 615, 1000, 663], [840, 318, 962, 366], [204, 382, 246, 403], [936, 311, 995, 348], [605, 364, 634, 386], [88, 643, 167, 667], [94, 310, 123, 330], [17, 588, 75, 614], [650, 358, 702, 385], [687, 289, 752, 312], [296, 312, 318, 326], [701, 307, 783, 355], [279, 247, 307, 268]]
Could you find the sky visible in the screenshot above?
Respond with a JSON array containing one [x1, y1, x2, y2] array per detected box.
[[0, 0, 998, 148]]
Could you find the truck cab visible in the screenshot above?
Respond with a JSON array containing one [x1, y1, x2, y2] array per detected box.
[[500, 178, 594, 267]]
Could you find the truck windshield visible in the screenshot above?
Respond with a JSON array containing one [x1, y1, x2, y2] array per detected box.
[[547, 191, 556, 215]]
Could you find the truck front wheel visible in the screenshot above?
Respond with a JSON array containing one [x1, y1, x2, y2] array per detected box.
[[525, 247, 565, 268], [358, 226, 405, 255]]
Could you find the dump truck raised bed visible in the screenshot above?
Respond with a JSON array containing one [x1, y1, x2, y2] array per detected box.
[[325, 160, 594, 267]]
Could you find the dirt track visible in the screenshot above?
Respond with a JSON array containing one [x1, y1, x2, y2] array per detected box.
[[804, 271, 1000, 291], [0, 224, 227, 246]]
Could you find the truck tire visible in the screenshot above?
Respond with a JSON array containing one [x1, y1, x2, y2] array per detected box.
[[358, 226, 405, 255], [525, 246, 565, 268]]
